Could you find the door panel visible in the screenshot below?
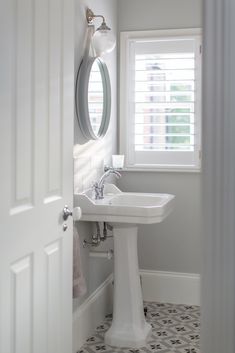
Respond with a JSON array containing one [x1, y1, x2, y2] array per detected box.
[[45, 240, 62, 353], [11, 255, 33, 353], [11, 0, 34, 213], [46, 0, 63, 200], [0, 0, 74, 352]]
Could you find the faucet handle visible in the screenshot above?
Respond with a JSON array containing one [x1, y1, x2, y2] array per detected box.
[[92, 182, 100, 199], [92, 181, 98, 190], [104, 165, 121, 175], [104, 165, 111, 172]]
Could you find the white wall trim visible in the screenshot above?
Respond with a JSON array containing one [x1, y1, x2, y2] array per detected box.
[[140, 270, 200, 306], [119, 28, 202, 171], [73, 274, 113, 353]]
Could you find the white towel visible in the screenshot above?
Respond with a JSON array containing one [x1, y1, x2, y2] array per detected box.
[[73, 224, 87, 298]]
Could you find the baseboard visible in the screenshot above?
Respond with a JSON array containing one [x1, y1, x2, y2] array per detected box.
[[140, 270, 200, 306], [73, 274, 113, 353]]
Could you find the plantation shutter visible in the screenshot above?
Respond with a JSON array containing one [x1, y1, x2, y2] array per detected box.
[[122, 32, 201, 170]]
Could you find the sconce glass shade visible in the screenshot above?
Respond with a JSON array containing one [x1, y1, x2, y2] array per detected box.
[[92, 28, 116, 56]]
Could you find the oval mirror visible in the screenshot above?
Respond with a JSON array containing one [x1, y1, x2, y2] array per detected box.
[[75, 57, 111, 141]]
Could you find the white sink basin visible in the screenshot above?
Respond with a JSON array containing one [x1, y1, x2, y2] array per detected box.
[[74, 184, 175, 224]]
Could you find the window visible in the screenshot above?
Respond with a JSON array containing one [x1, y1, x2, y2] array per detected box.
[[120, 29, 202, 171]]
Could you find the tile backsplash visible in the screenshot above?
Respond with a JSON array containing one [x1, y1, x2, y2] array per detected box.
[[74, 155, 104, 193], [73, 136, 116, 193]]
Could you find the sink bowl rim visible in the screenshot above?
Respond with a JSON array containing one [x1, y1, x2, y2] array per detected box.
[[74, 184, 175, 224]]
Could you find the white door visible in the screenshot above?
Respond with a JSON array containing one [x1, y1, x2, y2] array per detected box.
[[0, 1, 74, 353]]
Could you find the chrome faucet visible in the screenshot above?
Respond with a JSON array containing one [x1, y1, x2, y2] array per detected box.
[[93, 166, 121, 200]]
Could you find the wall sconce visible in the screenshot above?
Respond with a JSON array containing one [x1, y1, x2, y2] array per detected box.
[[86, 8, 116, 56]]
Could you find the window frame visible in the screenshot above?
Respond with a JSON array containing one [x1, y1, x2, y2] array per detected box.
[[119, 28, 202, 172]]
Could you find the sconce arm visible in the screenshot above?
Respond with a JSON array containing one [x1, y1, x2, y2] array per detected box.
[[86, 8, 105, 25]]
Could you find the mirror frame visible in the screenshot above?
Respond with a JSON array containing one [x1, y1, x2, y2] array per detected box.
[[75, 56, 111, 141]]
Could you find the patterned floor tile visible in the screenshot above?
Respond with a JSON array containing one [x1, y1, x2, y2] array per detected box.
[[77, 302, 200, 353]]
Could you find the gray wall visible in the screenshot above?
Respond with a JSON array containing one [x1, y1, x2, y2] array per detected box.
[[117, 0, 202, 31], [117, 0, 202, 275], [73, 0, 203, 312], [73, 0, 117, 309]]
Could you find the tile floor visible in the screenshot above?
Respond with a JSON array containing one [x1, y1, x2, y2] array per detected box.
[[78, 302, 200, 353]]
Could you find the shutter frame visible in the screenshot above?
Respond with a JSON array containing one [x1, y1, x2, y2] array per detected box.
[[120, 29, 202, 172]]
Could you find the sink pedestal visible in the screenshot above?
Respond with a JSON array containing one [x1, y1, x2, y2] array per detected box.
[[105, 224, 151, 348], [75, 184, 175, 346]]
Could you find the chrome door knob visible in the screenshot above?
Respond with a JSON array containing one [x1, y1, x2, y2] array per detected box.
[[63, 205, 73, 220]]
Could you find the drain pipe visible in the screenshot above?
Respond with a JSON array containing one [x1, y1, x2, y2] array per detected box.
[[89, 249, 114, 260], [83, 222, 113, 248]]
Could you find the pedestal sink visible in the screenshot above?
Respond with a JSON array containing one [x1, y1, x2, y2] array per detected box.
[[74, 184, 175, 348]]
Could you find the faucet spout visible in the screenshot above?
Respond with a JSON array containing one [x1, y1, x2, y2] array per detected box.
[[98, 169, 121, 188], [93, 167, 122, 200]]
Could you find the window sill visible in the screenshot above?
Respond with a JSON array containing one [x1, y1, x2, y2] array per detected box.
[[120, 165, 201, 173]]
